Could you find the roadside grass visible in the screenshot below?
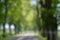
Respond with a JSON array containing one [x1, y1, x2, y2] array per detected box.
[[0, 34, 15, 40], [37, 31, 60, 40], [58, 31, 60, 40], [0, 32, 15, 40], [35, 32, 47, 40]]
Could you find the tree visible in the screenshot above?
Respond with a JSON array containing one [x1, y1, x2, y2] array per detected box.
[[39, 0, 58, 40], [0, 0, 8, 37], [8, 0, 32, 34]]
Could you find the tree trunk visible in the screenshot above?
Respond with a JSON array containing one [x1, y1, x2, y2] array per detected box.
[[3, 24, 6, 38], [14, 24, 19, 34], [0, 24, 1, 31], [9, 24, 12, 35], [45, 12, 57, 40], [39, 0, 57, 40], [16, 25, 20, 34], [36, 2, 41, 31], [14, 25, 17, 34]]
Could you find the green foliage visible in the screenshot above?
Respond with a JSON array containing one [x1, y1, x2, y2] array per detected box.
[[0, 0, 60, 40]]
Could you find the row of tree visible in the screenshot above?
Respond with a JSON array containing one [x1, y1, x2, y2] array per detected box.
[[0, 0, 37, 38], [36, 0, 60, 40], [0, 0, 60, 40]]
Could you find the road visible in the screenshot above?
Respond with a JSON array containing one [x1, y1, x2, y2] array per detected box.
[[8, 32, 39, 40]]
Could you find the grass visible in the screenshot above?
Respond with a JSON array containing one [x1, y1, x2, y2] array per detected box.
[[0, 32, 15, 40], [58, 31, 60, 40], [0, 34, 15, 40], [38, 31, 60, 40], [35, 32, 47, 40]]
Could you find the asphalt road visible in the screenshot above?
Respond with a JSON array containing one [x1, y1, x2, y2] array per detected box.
[[8, 32, 39, 40], [8, 36, 39, 40]]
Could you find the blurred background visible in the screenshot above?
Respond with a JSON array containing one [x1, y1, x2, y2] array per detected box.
[[0, 0, 60, 40]]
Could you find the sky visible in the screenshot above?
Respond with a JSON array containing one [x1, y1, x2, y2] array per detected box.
[[57, 4, 60, 11], [30, 0, 37, 5]]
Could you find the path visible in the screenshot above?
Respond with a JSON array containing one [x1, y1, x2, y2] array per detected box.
[[8, 32, 39, 40]]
